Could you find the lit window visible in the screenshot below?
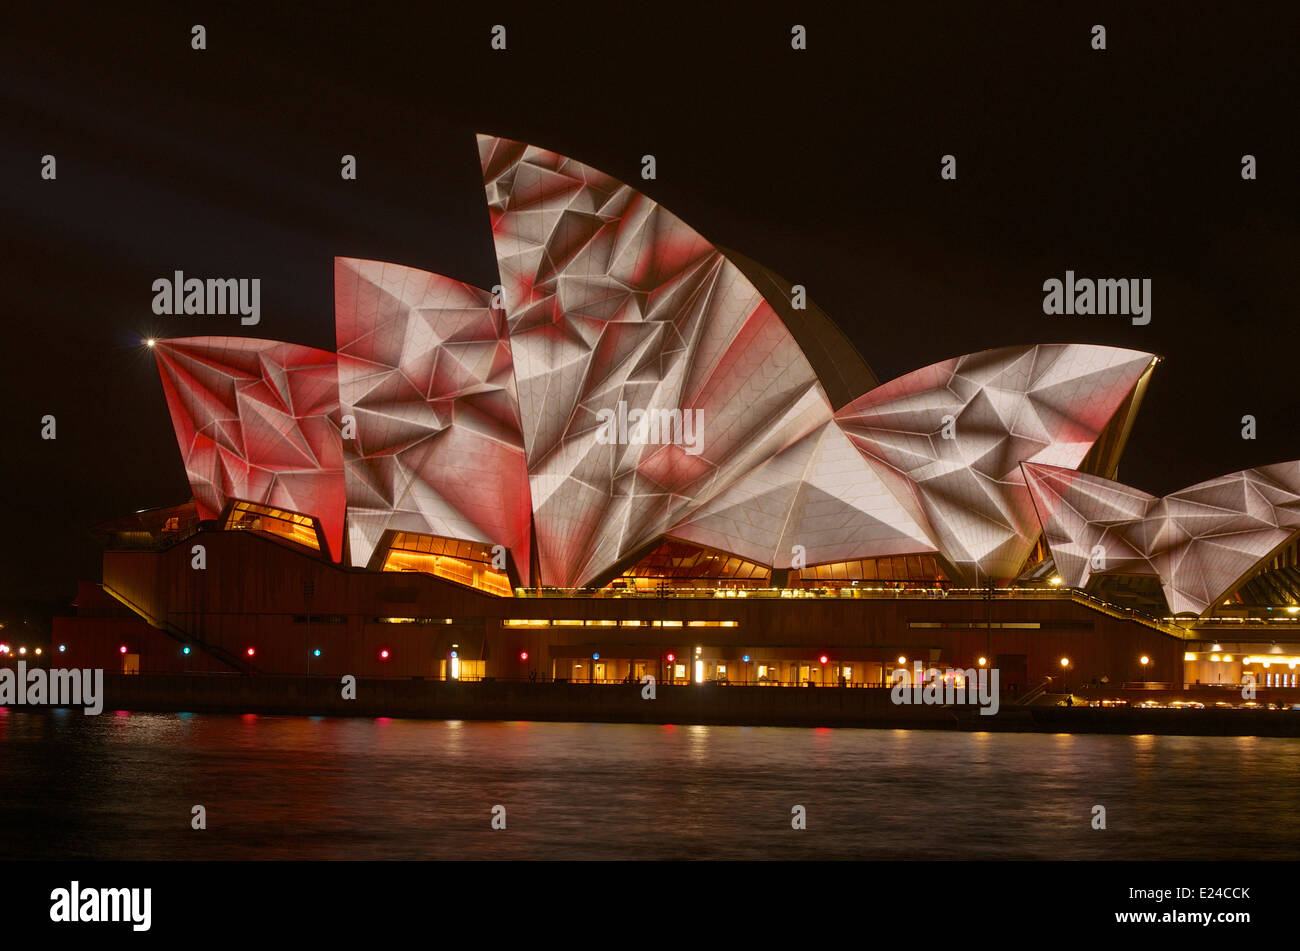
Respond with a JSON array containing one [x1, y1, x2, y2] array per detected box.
[[381, 531, 513, 597], [225, 500, 321, 551]]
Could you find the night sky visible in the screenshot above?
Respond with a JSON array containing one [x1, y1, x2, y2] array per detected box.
[[2, 2, 1296, 604]]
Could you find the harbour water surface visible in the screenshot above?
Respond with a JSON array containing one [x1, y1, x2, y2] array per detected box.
[[1, 710, 1295, 860]]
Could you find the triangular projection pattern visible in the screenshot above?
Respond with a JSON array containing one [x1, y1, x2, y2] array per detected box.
[[154, 337, 345, 561], [479, 133, 831, 586], [150, 138, 1169, 594], [334, 258, 532, 580], [834, 345, 1156, 584], [669, 421, 936, 568], [1023, 461, 1300, 615]]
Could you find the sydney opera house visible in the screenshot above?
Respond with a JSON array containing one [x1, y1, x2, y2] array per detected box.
[[54, 136, 1300, 696]]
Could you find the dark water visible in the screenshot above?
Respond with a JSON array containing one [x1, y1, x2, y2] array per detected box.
[[1, 709, 1295, 860]]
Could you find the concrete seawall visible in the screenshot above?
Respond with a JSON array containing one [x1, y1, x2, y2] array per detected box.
[[78, 675, 1300, 736]]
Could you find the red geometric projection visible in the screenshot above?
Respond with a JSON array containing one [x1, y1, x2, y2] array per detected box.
[[154, 337, 345, 562], [668, 419, 937, 569], [834, 345, 1156, 584], [479, 134, 831, 586], [334, 257, 532, 582], [1024, 461, 1300, 616], [149, 139, 1169, 597]]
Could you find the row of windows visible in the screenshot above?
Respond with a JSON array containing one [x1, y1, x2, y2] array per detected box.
[[288, 616, 466, 625], [383, 550, 512, 597], [791, 555, 944, 583], [389, 532, 498, 564], [619, 540, 771, 581], [911, 621, 1040, 630], [218, 505, 961, 597], [225, 501, 321, 551], [502, 619, 738, 628]]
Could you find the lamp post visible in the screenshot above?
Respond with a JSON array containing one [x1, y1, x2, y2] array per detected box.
[[304, 579, 315, 679], [985, 579, 993, 665]]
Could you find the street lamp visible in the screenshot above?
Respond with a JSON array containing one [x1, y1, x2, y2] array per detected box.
[[303, 579, 315, 679]]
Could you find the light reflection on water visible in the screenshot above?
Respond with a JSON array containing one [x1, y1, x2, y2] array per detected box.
[[0, 711, 1295, 860]]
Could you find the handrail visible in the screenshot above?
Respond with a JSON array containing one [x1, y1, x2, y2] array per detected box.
[[100, 525, 202, 551], [513, 585, 1070, 599], [1064, 591, 1193, 639], [1014, 677, 1056, 705], [515, 583, 1194, 637], [100, 583, 255, 674]]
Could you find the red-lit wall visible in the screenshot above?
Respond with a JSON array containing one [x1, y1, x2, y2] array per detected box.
[[60, 529, 1188, 687]]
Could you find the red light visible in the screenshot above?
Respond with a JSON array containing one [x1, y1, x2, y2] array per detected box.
[[380, 649, 390, 659], [246, 647, 255, 656], [819, 655, 828, 664], [519, 651, 528, 661], [119, 646, 127, 654], [666, 653, 675, 662]]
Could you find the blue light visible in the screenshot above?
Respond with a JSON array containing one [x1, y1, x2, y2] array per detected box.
[[743, 654, 750, 662], [451, 650, 458, 658], [592, 653, 600, 660], [58, 645, 66, 653], [313, 649, 321, 657], [182, 646, 191, 655]]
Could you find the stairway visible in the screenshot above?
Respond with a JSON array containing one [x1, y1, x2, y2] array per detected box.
[[101, 583, 257, 674]]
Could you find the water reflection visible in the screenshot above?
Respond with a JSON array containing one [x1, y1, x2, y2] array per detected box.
[[0, 712, 1294, 860]]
